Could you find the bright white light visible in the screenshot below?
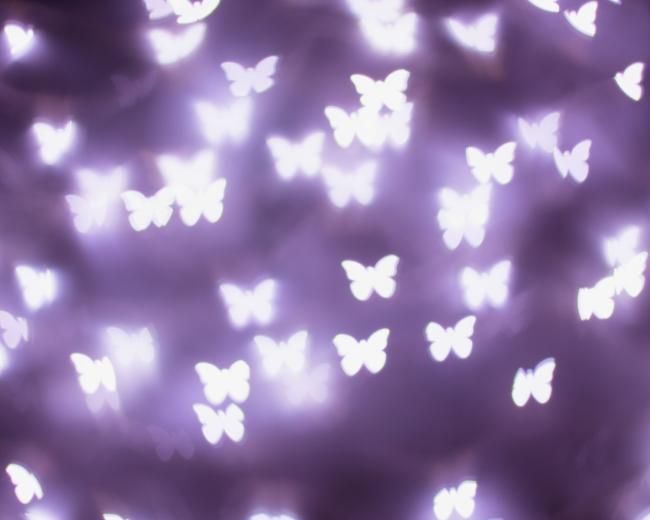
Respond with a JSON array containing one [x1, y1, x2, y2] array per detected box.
[[604, 226, 641, 267], [25, 507, 60, 520], [0, 310, 28, 349], [333, 328, 389, 376], [577, 275, 616, 320], [340, 254, 399, 301], [433, 480, 477, 520], [31, 120, 77, 166], [103, 515, 129, 520], [350, 69, 410, 111], [460, 260, 511, 311], [254, 331, 308, 377], [346, 0, 405, 22], [70, 353, 117, 395], [143, 0, 174, 19], [193, 403, 245, 444], [564, 1, 597, 37], [104, 326, 155, 367], [612, 251, 647, 298], [176, 179, 227, 226], [465, 142, 517, 185], [250, 514, 298, 520], [3, 22, 35, 59], [221, 56, 279, 97], [553, 139, 592, 183], [321, 161, 377, 208], [324, 105, 381, 150], [0, 347, 8, 375], [266, 132, 325, 180], [195, 360, 250, 405], [194, 98, 252, 144], [377, 101, 413, 149], [614, 62, 645, 102], [359, 12, 418, 55], [517, 112, 561, 153], [445, 14, 498, 54], [526, 0, 560, 13], [15, 265, 57, 312], [425, 316, 476, 362], [157, 149, 216, 191], [147, 23, 206, 65], [167, 0, 221, 24], [512, 357, 556, 407], [5, 463, 43, 505], [437, 185, 491, 250], [282, 363, 330, 407], [121, 187, 175, 232], [219, 279, 276, 329]]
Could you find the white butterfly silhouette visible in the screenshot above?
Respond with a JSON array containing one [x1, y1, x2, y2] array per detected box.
[[175, 179, 227, 226], [445, 14, 498, 54], [614, 62, 645, 102], [604, 226, 641, 267], [221, 56, 279, 97], [0, 311, 28, 349], [3, 22, 35, 59], [6, 464, 43, 505], [433, 480, 477, 520], [219, 279, 276, 328], [553, 139, 592, 183], [194, 98, 252, 144], [167, 0, 221, 24], [70, 353, 117, 395], [15, 266, 57, 311], [341, 255, 399, 301], [143, 0, 174, 19], [254, 331, 308, 377], [350, 69, 410, 111], [527, 0, 560, 13], [32, 120, 77, 166], [612, 251, 647, 298], [359, 12, 418, 55], [193, 403, 245, 444], [321, 161, 377, 208], [121, 187, 175, 231], [283, 363, 330, 407], [425, 316, 476, 362], [512, 357, 556, 407], [460, 260, 511, 310], [195, 360, 250, 404], [518, 112, 561, 153], [104, 514, 129, 520], [266, 132, 324, 180], [347, 0, 405, 22], [564, 1, 597, 37], [104, 326, 155, 367], [466, 142, 517, 185], [437, 184, 491, 250], [147, 24, 206, 65], [157, 149, 216, 191], [577, 275, 615, 320], [324, 105, 383, 149], [333, 328, 390, 376]]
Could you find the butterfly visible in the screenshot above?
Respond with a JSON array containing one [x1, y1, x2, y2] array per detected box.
[[175, 179, 227, 226], [15, 266, 57, 311], [0, 311, 28, 349], [518, 112, 561, 153], [266, 132, 325, 180], [425, 316, 476, 362], [282, 363, 330, 407], [445, 14, 498, 54], [512, 357, 556, 407], [577, 275, 615, 320], [194, 98, 252, 144], [156, 149, 216, 191], [3, 22, 35, 59], [147, 425, 193, 462], [553, 139, 592, 183], [193, 403, 245, 444], [195, 360, 250, 404], [70, 353, 117, 395], [564, 1, 597, 37], [147, 24, 206, 65], [433, 480, 477, 520], [221, 56, 279, 97], [219, 279, 276, 328], [324, 105, 383, 149], [333, 328, 390, 376], [460, 260, 511, 310], [359, 12, 418, 55], [104, 326, 155, 367], [437, 185, 491, 250], [465, 142, 517, 184], [104, 515, 130, 520], [32, 120, 77, 166], [321, 161, 377, 208], [614, 62, 645, 102], [612, 251, 647, 298], [376, 101, 413, 149], [341, 255, 399, 301], [254, 331, 308, 377], [350, 69, 410, 111], [603, 226, 641, 267], [5, 464, 43, 505], [167, 0, 221, 24], [526, 0, 560, 12], [347, 0, 405, 22], [121, 187, 175, 232]]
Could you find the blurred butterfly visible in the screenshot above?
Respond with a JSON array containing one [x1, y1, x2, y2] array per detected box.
[[460, 260, 511, 310], [612, 251, 647, 298], [445, 14, 498, 54], [0, 347, 8, 375], [347, 0, 405, 22], [321, 161, 377, 208], [15, 266, 57, 311], [0, 311, 28, 349], [219, 279, 276, 328], [167, 0, 221, 24], [147, 425, 194, 462], [24, 508, 59, 520], [195, 359, 250, 404], [324, 105, 383, 149], [437, 185, 491, 250], [121, 187, 175, 231], [433, 480, 477, 520], [333, 328, 390, 376], [3, 22, 34, 59], [175, 179, 227, 226], [350, 69, 410, 111], [66, 195, 111, 233], [70, 353, 117, 395], [147, 24, 206, 65], [266, 132, 325, 180], [359, 12, 418, 55], [614, 62, 645, 102], [31, 120, 77, 166], [254, 331, 308, 377], [425, 316, 476, 362], [553, 139, 592, 183], [103, 515, 129, 520], [143, 0, 174, 19], [512, 357, 556, 406], [527, 0, 559, 12], [564, 1, 597, 37], [341, 254, 399, 301], [112, 72, 157, 109], [465, 142, 517, 185], [157, 149, 216, 191], [6, 464, 43, 505], [577, 276, 615, 320], [376, 101, 413, 149], [104, 326, 155, 367], [283, 363, 330, 407], [604, 226, 641, 267], [221, 56, 279, 97], [194, 98, 252, 144], [518, 111, 560, 153], [193, 403, 245, 444]]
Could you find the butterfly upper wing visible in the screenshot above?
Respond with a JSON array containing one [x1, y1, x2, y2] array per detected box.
[[372, 254, 399, 298], [527, 0, 560, 12], [333, 334, 364, 376], [226, 360, 250, 402], [324, 106, 356, 148], [451, 315, 476, 359], [341, 260, 373, 301], [492, 141, 517, 184], [193, 403, 223, 444], [251, 55, 279, 93], [6, 464, 42, 504], [223, 404, 245, 442], [221, 62, 253, 97], [363, 328, 389, 373], [511, 368, 531, 407], [531, 357, 556, 404]]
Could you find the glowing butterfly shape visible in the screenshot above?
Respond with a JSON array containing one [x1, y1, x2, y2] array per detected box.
[[527, 0, 560, 12], [266, 132, 325, 180], [614, 62, 645, 102], [564, 1, 597, 37], [195, 360, 250, 405], [143, 0, 174, 19], [0, 311, 28, 349], [122, 187, 175, 232], [70, 353, 117, 395], [157, 149, 216, 191], [341, 255, 399, 301], [221, 56, 279, 97], [465, 142, 517, 185], [518, 112, 560, 153], [148, 425, 193, 462], [577, 276, 615, 320], [175, 179, 227, 226], [553, 139, 592, 183], [604, 226, 641, 267], [460, 260, 511, 310], [104, 327, 155, 367], [32, 120, 77, 166], [194, 98, 252, 144], [65, 195, 108, 233], [350, 69, 410, 111], [3, 22, 35, 59], [433, 480, 477, 520], [167, 0, 221, 24], [425, 316, 476, 362], [104, 515, 129, 520], [347, 0, 405, 22], [512, 358, 556, 407], [437, 185, 491, 250], [193, 403, 245, 444], [250, 514, 297, 520], [254, 331, 308, 377], [6, 464, 43, 505], [333, 328, 390, 376], [321, 161, 377, 208], [219, 279, 276, 328], [445, 14, 498, 54], [377, 101, 413, 149], [359, 12, 418, 55], [15, 266, 57, 311], [283, 363, 330, 407], [612, 251, 647, 298], [324, 105, 383, 149], [147, 24, 206, 65]]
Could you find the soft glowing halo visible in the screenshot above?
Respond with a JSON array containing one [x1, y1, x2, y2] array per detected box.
[[194, 98, 252, 144], [512, 358, 556, 407], [0, 310, 28, 349], [253, 331, 308, 378], [552, 139, 592, 183], [437, 184, 491, 250], [459, 260, 511, 310], [425, 316, 476, 362], [5, 463, 43, 505], [266, 132, 325, 180], [147, 23, 206, 65], [193, 402, 245, 445], [333, 328, 390, 376], [219, 278, 277, 329], [445, 14, 498, 54], [433, 480, 477, 520], [3, 22, 35, 59], [14, 265, 58, 312], [321, 161, 377, 208], [221, 56, 279, 97], [517, 112, 561, 153], [195, 360, 250, 405], [282, 363, 330, 407], [31, 120, 77, 166], [340, 254, 399, 301]]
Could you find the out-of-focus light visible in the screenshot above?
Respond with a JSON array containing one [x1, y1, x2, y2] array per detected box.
[[70, 353, 117, 394], [5, 463, 43, 505], [0, 347, 8, 375], [103, 326, 155, 367], [15, 266, 57, 312], [175, 179, 227, 226], [3, 22, 35, 59], [433, 480, 477, 520], [359, 12, 418, 55], [553, 139, 592, 183], [527, 0, 560, 13], [465, 142, 517, 185], [564, 1, 597, 37], [321, 161, 377, 208], [103, 515, 129, 520], [350, 69, 410, 111], [253, 331, 308, 377], [121, 187, 175, 232], [282, 363, 330, 407], [333, 328, 389, 376], [0, 310, 28, 349], [194, 98, 252, 144], [378, 101, 413, 149], [603, 226, 641, 267], [147, 23, 206, 65], [143, 0, 174, 19], [324, 105, 383, 150], [346, 0, 405, 22], [614, 62, 645, 102], [437, 185, 491, 250], [425, 316, 476, 362], [517, 112, 561, 153], [612, 251, 647, 298], [219, 279, 277, 329], [193, 403, 245, 445], [221, 56, 279, 97], [31, 120, 77, 166], [340, 254, 399, 301], [512, 357, 556, 407], [266, 132, 325, 180], [445, 14, 498, 55], [157, 149, 216, 191], [577, 275, 616, 320], [148, 425, 194, 462], [459, 260, 511, 311], [25, 507, 60, 520], [250, 514, 298, 520], [168, 0, 221, 24], [195, 360, 250, 405]]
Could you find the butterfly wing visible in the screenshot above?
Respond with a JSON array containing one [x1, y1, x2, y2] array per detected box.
[[433, 488, 454, 520], [333, 334, 364, 376], [341, 260, 373, 301], [492, 141, 517, 184], [438, 188, 464, 250], [567, 139, 591, 183], [451, 315, 476, 359], [553, 148, 570, 178], [615, 62, 644, 101], [221, 62, 252, 97], [223, 404, 245, 442], [192, 403, 223, 444], [219, 283, 251, 328], [425, 322, 451, 362], [226, 360, 250, 403], [486, 260, 511, 307], [527, 0, 560, 12], [475, 14, 498, 53], [250, 278, 276, 325], [460, 267, 485, 310], [121, 191, 153, 231], [285, 330, 308, 373], [382, 68, 410, 110], [65, 195, 98, 233], [511, 368, 531, 407], [531, 357, 556, 404], [350, 74, 381, 110], [324, 106, 356, 148], [255, 335, 283, 377], [143, 0, 174, 19], [195, 362, 227, 405], [613, 251, 647, 297], [0, 311, 27, 349], [70, 353, 101, 394], [373, 254, 399, 298], [363, 328, 389, 373], [465, 147, 491, 184], [251, 55, 279, 93], [454, 480, 477, 518], [266, 137, 298, 179], [200, 179, 227, 224], [297, 132, 324, 176], [6, 464, 42, 504]]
